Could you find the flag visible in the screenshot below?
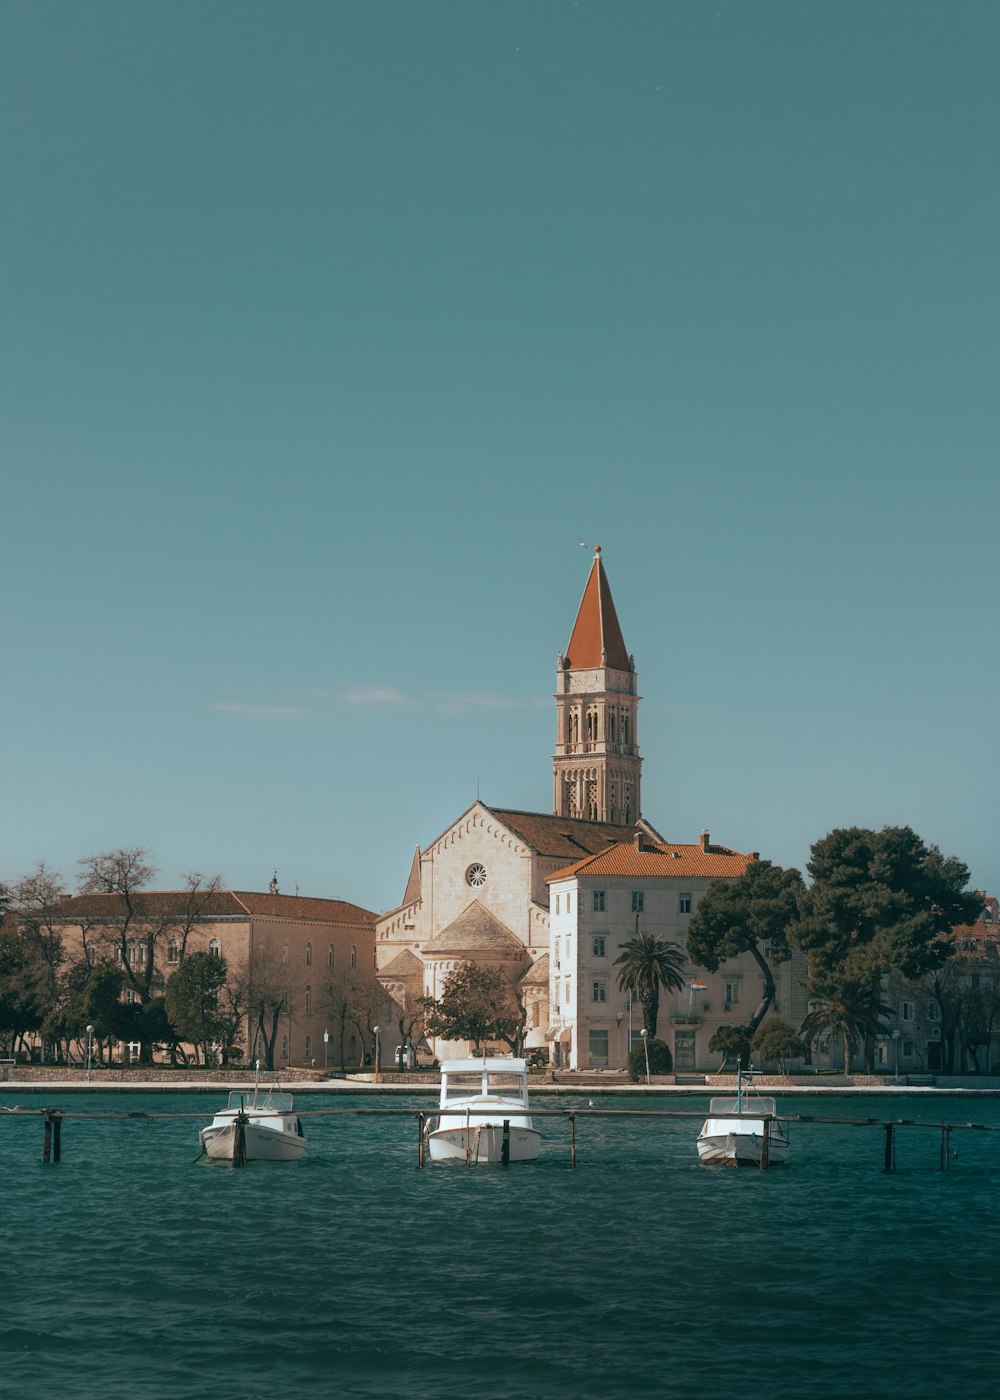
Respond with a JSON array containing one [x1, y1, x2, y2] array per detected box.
[[689, 981, 708, 991]]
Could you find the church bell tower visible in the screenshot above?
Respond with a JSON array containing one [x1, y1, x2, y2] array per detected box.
[[553, 548, 641, 825]]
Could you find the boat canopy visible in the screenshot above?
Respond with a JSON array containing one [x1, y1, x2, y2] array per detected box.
[[439, 1057, 527, 1073]]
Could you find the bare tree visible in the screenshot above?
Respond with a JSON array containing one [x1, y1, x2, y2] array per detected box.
[[231, 940, 290, 1071], [173, 872, 225, 961], [76, 847, 160, 1001], [347, 970, 392, 1068]]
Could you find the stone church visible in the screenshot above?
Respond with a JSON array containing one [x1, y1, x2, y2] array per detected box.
[[375, 550, 787, 1069]]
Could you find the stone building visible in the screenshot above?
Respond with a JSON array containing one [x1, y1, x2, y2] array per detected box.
[[49, 886, 378, 1067]]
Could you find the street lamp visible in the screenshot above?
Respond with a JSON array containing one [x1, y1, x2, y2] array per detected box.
[[86, 1024, 94, 1082], [323, 1030, 329, 1069], [640, 1027, 650, 1085], [892, 1028, 901, 1084], [616, 1011, 624, 1069], [373, 1025, 381, 1082]]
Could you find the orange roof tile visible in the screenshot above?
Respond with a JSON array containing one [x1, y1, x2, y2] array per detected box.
[[546, 839, 757, 882], [565, 548, 630, 671]]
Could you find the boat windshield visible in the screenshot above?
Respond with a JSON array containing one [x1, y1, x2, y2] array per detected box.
[[443, 1072, 525, 1101], [708, 1096, 778, 1116], [225, 1089, 295, 1112]]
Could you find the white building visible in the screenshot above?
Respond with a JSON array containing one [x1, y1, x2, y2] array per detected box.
[[547, 831, 807, 1070]]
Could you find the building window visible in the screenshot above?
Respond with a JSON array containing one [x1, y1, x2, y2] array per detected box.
[[901, 1002, 914, 1021], [725, 981, 741, 1007], [351, 945, 357, 970], [167, 939, 180, 964], [555, 894, 561, 915], [564, 977, 572, 1004], [592, 980, 607, 1003], [281, 1035, 289, 1060], [306, 942, 312, 966], [927, 1001, 940, 1022], [282, 942, 288, 964], [208, 938, 221, 957], [466, 863, 488, 888], [124, 988, 136, 1005], [592, 935, 606, 958], [305, 986, 312, 1015], [679, 893, 692, 914], [305, 1035, 312, 1060], [593, 890, 605, 912], [903, 1039, 914, 1057], [328, 944, 334, 968], [631, 891, 644, 914], [589, 1029, 609, 1066], [624, 987, 639, 1009]]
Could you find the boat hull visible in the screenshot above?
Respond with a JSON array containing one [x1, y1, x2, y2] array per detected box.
[[696, 1121, 789, 1168], [200, 1122, 306, 1162], [427, 1122, 540, 1163]]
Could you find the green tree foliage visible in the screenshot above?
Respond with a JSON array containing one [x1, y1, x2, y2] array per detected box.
[[165, 951, 228, 1061], [799, 980, 890, 1074], [614, 929, 686, 1036], [626, 1037, 672, 1081], [708, 1024, 753, 1071], [792, 827, 981, 986], [422, 961, 526, 1053], [80, 961, 131, 1059], [686, 860, 804, 1036], [752, 1017, 807, 1072], [0, 925, 51, 1053]]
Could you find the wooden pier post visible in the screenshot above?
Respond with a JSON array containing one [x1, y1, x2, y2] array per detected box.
[[759, 1116, 770, 1170], [232, 1111, 247, 1168], [42, 1110, 52, 1163], [501, 1119, 510, 1167], [52, 1112, 62, 1164], [884, 1122, 895, 1172], [418, 1112, 425, 1168], [570, 1113, 576, 1169]]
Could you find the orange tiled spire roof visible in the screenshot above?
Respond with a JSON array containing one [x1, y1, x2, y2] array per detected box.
[[565, 546, 630, 671]]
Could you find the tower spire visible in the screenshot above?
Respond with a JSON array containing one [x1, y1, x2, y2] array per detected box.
[[553, 551, 641, 825]]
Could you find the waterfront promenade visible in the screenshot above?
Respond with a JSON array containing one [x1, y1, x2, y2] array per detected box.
[[5, 1065, 1000, 1095]]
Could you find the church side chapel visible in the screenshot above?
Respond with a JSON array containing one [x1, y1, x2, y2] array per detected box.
[[376, 550, 791, 1070]]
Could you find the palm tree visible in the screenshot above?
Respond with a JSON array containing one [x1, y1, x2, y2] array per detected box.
[[799, 980, 890, 1075], [614, 926, 687, 1037]]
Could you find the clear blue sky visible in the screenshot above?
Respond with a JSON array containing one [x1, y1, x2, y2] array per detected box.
[[4, 1, 998, 914]]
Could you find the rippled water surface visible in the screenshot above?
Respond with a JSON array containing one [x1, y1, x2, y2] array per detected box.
[[2, 1090, 999, 1399]]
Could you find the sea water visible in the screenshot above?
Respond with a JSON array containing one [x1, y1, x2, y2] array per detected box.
[[1, 1090, 999, 1399]]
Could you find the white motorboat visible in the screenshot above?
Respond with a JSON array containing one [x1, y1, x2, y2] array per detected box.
[[696, 1066, 789, 1168], [426, 1057, 541, 1163], [199, 1082, 306, 1162]]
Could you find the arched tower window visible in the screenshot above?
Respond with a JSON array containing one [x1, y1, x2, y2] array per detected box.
[[328, 944, 334, 968], [208, 938, 221, 958], [305, 985, 312, 1015], [305, 941, 312, 966], [351, 945, 357, 970]]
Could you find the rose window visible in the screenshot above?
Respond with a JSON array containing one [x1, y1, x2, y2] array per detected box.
[[466, 863, 488, 888]]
